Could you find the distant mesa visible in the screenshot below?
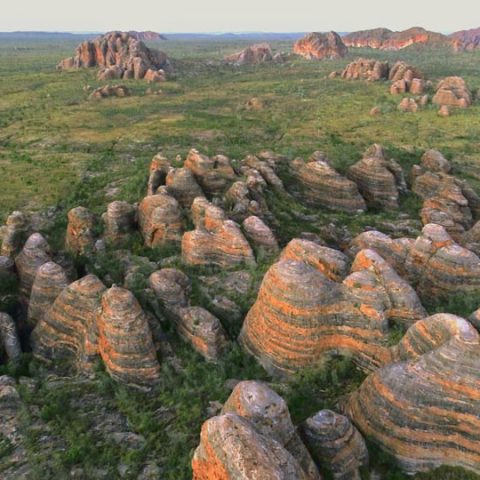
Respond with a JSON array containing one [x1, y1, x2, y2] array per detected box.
[[57, 31, 171, 82], [450, 27, 480, 51], [343, 26, 455, 50], [294, 31, 347, 60]]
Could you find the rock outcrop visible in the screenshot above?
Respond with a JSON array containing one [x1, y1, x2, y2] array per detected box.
[[294, 32, 347, 60], [15, 233, 51, 306], [300, 409, 368, 480], [65, 206, 96, 256], [147, 153, 171, 195], [0, 313, 21, 364], [343, 27, 453, 50], [165, 168, 205, 208], [192, 413, 309, 479], [27, 262, 69, 330], [88, 84, 130, 99], [57, 31, 171, 81], [32, 275, 106, 371], [97, 286, 160, 387], [138, 190, 184, 247], [103, 201, 136, 243], [432, 77, 472, 108], [398, 97, 419, 112], [347, 144, 406, 210], [291, 153, 366, 213], [184, 149, 236, 196], [224, 43, 273, 65], [182, 200, 255, 268], [347, 313, 480, 475], [242, 216, 279, 253], [221, 381, 321, 479], [450, 27, 480, 51], [239, 247, 425, 375], [1, 211, 28, 257], [340, 58, 389, 81]]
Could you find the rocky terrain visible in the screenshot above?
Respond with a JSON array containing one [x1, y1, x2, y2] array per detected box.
[[2, 24, 480, 480]]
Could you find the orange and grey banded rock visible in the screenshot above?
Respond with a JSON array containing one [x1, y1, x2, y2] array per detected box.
[[347, 144, 405, 210], [138, 191, 183, 247], [148, 268, 191, 311], [294, 31, 347, 60], [184, 149, 236, 196], [176, 306, 229, 361], [103, 201, 136, 243], [31, 275, 106, 371], [65, 206, 95, 256], [182, 202, 255, 268], [147, 153, 170, 195], [1, 211, 28, 257], [280, 239, 349, 282], [388, 61, 424, 83], [300, 409, 368, 480], [222, 381, 321, 479], [165, 167, 205, 208], [97, 286, 160, 387], [0, 313, 21, 363], [192, 413, 309, 480], [225, 181, 260, 221], [433, 76, 472, 108], [340, 58, 389, 81], [27, 262, 69, 329], [462, 220, 480, 256], [242, 154, 284, 191], [242, 216, 279, 253], [347, 313, 480, 475], [420, 149, 452, 173], [291, 154, 366, 212], [15, 233, 51, 305]]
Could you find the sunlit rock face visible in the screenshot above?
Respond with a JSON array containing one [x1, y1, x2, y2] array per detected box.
[[294, 32, 347, 60]]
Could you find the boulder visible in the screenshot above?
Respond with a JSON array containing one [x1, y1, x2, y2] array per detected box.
[[433, 76, 472, 107], [347, 313, 480, 475], [182, 202, 255, 268], [97, 286, 160, 387], [165, 168, 205, 208], [148, 268, 191, 313], [294, 32, 347, 60], [147, 153, 171, 195], [221, 381, 321, 479], [138, 190, 183, 247], [347, 144, 406, 210], [31, 275, 106, 371], [27, 262, 69, 330], [420, 149, 452, 173], [65, 206, 96, 256], [341, 58, 389, 81], [0, 313, 21, 364], [300, 410, 368, 480], [224, 43, 273, 65], [1, 211, 28, 257], [192, 413, 309, 479], [291, 153, 366, 213], [398, 97, 418, 112], [103, 201, 136, 243], [88, 84, 130, 99], [242, 216, 279, 253]]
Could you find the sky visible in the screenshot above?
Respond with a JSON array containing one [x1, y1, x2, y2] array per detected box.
[[2, 0, 480, 33]]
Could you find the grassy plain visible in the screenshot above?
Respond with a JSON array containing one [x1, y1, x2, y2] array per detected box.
[[1, 36, 480, 479]]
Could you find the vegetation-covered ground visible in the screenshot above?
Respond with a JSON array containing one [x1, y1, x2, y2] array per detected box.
[[1, 36, 480, 479]]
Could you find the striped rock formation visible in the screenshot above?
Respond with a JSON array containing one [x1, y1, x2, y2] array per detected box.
[[1, 211, 28, 257], [300, 409, 368, 480], [340, 58, 389, 81], [242, 154, 284, 191], [0, 256, 15, 275], [280, 239, 350, 282], [31, 275, 106, 371], [291, 153, 366, 212], [15, 233, 51, 306], [103, 201, 136, 243], [239, 248, 425, 375], [27, 262, 69, 330], [419, 149, 452, 174], [192, 413, 309, 480], [221, 381, 321, 479], [294, 31, 348, 60], [347, 313, 480, 474], [226, 181, 266, 222], [433, 76, 472, 108], [182, 201, 255, 268], [347, 144, 406, 210], [165, 168, 205, 208], [148, 268, 191, 313], [0, 313, 21, 364], [242, 216, 279, 253], [138, 190, 184, 247], [147, 152, 170, 195], [184, 149, 236, 196], [65, 206, 96, 256], [224, 43, 273, 65], [97, 286, 160, 387], [461, 220, 480, 256], [176, 306, 229, 361]]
